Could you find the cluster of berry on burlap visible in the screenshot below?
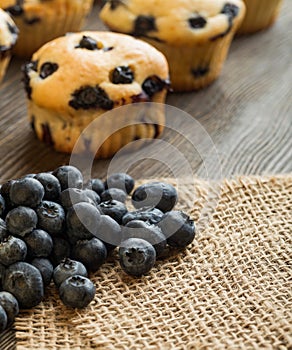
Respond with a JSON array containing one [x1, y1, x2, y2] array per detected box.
[[0, 165, 195, 331]]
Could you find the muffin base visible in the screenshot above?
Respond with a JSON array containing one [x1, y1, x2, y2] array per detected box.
[[145, 34, 235, 92], [237, 0, 283, 35], [28, 100, 166, 159]]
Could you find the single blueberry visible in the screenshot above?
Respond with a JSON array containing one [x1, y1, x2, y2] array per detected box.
[[36, 201, 65, 235], [24, 229, 53, 258], [104, 173, 135, 194], [66, 202, 101, 241], [6, 206, 38, 237], [119, 238, 156, 276], [94, 214, 122, 250], [69, 85, 114, 110], [71, 237, 107, 272], [110, 66, 134, 84], [123, 220, 166, 258], [158, 211, 196, 248], [0, 180, 13, 198], [133, 15, 157, 36], [3, 261, 44, 309], [98, 200, 127, 224], [221, 3, 239, 18], [142, 75, 170, 98], [0, 291, 19, 325], [76, 35, 98, 50], [0, 305, 7, 332], [24, 16, 40, 25], [53, 258, 88, 288], [6, 20, 19, 37], [40, 62, 58, 79], [52, 165, 83, 191], [9, 177, 44, 207], [87, 178, 105, 195], [5, 4, 23, 16], [31, 258, 53, 286], [60, 188, 92, 209], [210, 3, 239, 40], [122, 206, 164, 225], [34, 172, 61, 201], [191, 66, 209, 79], [0, 236, 27, 266], [189, 15, 207, 29], [59, 275, 96, 309], [132, 182, 177, 212], [108, 0, 124, 10], [100, 188, 127, 203], [49, 237, 71, 267]]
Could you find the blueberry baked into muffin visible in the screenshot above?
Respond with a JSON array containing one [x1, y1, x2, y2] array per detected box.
[[0, 8, 18, 82], [237, 0, 283, 34], [22, 31, 170, 158], [100, 0, 246, 91], [0, 0, 93, 58]]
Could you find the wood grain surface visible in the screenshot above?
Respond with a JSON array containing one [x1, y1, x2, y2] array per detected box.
[[0, 1, 291, 349]]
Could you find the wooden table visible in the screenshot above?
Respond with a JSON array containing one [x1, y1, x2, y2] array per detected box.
[[0, 2, 291, 348]]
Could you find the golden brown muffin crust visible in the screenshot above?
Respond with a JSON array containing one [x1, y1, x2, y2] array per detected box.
[[26, 31, 169, 114], [100, 0, 246, 46]]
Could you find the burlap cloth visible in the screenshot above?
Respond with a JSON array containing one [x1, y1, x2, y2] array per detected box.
[[14, 175, 292, 349]]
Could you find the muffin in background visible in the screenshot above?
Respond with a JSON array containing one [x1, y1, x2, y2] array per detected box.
[[22, 31, 170, 158], [0, 0, 93, 58], [237, 0, 283, 35], [0, 8, 18, 83], [100, 0, 246, 92]]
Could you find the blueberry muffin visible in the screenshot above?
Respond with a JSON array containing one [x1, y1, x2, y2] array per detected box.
[[0, 8, 17, 82], [0, 0, 93, 58], [100, 0, 246, 91], [22, 31, 170, 158], [237, 0, 283, 34]]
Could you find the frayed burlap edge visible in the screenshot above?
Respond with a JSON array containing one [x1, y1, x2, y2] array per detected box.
[[14, 175, 292, 349]]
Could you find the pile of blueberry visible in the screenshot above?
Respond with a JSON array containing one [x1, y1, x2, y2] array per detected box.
[[0, 165, 195, 331]]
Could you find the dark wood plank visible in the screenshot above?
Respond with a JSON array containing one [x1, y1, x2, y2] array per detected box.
[[0, 1, 291, 348], [1, 2, 291, 182]]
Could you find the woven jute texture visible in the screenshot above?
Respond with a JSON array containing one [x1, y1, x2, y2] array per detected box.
[[14, 175, 292, 349]]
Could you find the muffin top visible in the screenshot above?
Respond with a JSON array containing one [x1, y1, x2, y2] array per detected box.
[[0, 8, 18, 51], [0, 0, 86, 6], [0, 0, 92, 15], [100, 0, 246, 46], [23, 31, 169, 113]]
